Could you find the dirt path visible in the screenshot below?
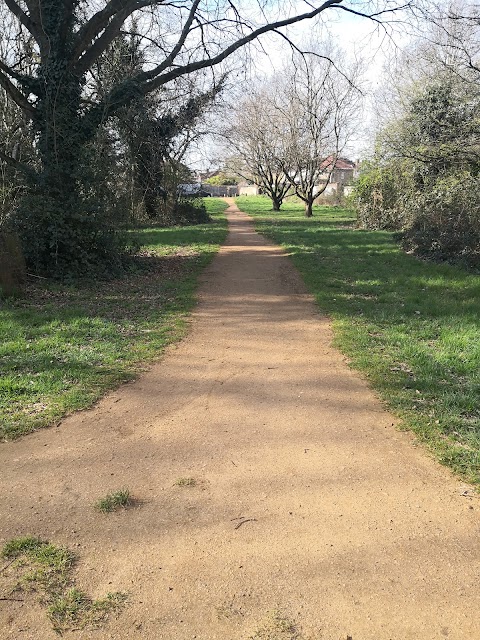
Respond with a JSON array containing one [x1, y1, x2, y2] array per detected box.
[[1, 199, 479, 640]]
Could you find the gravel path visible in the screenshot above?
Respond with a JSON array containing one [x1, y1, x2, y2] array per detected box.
[[1, 199, 479, 639]]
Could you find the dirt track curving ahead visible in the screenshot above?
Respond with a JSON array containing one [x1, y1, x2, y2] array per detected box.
[[1, 198, 479, 640]]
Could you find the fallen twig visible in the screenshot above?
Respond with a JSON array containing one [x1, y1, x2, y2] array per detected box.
[[0, 559, 16, 574], [234, 518, 257, 530], [0, 597, 24, 602]]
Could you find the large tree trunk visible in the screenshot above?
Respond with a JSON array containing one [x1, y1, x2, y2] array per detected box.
[[0, 230, 27, 297], [24, 68, 91, 275], [16, 2, 98, 276]]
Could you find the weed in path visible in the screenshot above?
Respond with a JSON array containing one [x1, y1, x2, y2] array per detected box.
[[95, 488, 131, 512], [175, 477, 197, 487], [1, 536, 126, 634], [48, 588, 127, 634], [215, 596, 244, 620], [250, 610, 304, 640]]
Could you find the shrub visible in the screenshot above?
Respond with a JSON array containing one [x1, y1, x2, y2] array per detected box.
[[353, 161, 407, 230], [401, 173, 480, 268], [156, 197, 210, 227]]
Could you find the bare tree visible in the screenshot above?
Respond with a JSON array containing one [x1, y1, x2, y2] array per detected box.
[[224, 84, 292, 210], [417, 1, 480, 82], [274, 50, 362, 216]]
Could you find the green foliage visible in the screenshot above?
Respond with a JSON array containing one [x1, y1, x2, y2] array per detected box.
[[250, 610, 305, 640], [175, 477, 196, 487], [353, 160, 407, 230], [2, 536, 48, 559], [237, 196, 480, 486], [153, 192, 211, 227], [354, 80, 480, 267], [402, 172, 480, 266], [15, 189, 127, 279], [48, 589, 127, 634], [204, 173, 238, 186]]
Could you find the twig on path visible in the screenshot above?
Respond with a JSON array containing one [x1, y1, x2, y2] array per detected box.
[[231, 460, 237, 467], [0, 559, 16, 574], [234, 518, 257, 530], [0, 597, 24, 602]]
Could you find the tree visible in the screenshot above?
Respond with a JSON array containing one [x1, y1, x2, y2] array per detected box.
[[275, 51, 361, 217], [0, 0, 417, 274], [417, 1, 480, 83], [225, 86, 291, 211]]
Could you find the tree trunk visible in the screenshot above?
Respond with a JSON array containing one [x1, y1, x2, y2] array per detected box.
[[272, 196, 282, 211], [14, 0, 112, 277], [305, 200, 313, 217], [24, 64, 89, 275], [0, 230, 27, 297]]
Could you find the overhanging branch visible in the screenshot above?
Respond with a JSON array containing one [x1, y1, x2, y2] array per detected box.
[[137, 0, 346, 90], [0, 69, 36, 116], [0, 146, 38, 181]]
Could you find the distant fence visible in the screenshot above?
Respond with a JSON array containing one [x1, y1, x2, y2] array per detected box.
[[202, 184, 239, 197]]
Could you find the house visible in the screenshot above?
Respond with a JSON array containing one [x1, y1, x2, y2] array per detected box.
[[316, 156, 357, 198]]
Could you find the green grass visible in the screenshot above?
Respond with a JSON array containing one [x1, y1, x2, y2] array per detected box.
[[236, 196, 480, 486], [95, 488, 131, 512], [0, 199, 228, 440], [1, 536, 126, 633]]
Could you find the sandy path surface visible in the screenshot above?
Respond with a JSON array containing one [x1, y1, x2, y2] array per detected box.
[[1, 199, 479, 640]]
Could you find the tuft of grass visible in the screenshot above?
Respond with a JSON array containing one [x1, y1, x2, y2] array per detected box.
[[236, 196, 480, 486], [250, 610, 304, 640], [0, 198, 228, 441], [48, 588, 127, 634], [2, 536, 75, 595], [175, 477, 196, 487], [95, 488, 131, 513], [1, 537, 126, 634]]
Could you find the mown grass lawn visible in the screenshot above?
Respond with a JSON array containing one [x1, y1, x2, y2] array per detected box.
[[236, 195, 480, 486], [0, 198, 228, 440]]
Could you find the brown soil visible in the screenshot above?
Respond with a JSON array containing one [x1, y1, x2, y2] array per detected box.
[[1, 199, 479, 640]]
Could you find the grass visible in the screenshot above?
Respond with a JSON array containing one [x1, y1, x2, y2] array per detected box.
[[175, 477, 196, 487], [0, 198, 228, 440], [236, 196, 480, 486], [250, 610, 304, 640], [95, 488, 131, 512], [1, 536, 126, 633]]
